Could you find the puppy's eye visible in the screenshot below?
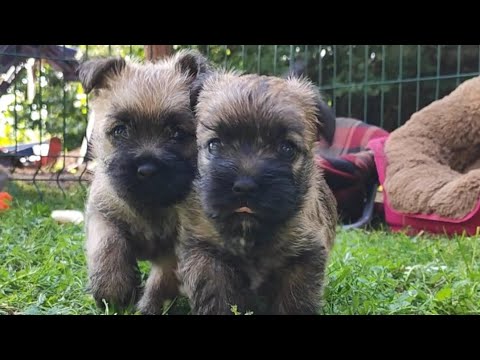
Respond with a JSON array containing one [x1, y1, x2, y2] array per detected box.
[[278, 141, 297, 159], [171, 129, 190, 141], [207, 138, 222, 155], [112, 124, 128, 138]]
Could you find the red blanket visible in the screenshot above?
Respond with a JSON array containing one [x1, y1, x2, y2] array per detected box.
[[314, 117, 389, 222]]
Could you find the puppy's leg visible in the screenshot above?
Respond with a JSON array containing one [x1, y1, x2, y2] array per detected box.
[[178, 241, 250, 315], [86, 211, 140, 311], [270, 246, 328, 315], [137, 257, 179, 315]]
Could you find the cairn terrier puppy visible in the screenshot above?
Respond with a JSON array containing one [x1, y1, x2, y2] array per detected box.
[[78, 50, 210, 314], [177, 72, 337, 315]]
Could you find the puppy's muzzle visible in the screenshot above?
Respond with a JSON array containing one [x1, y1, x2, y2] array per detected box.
[[232, 177, 258, 195], [137, 162, 158, 179]]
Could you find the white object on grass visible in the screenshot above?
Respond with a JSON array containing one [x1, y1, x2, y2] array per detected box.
[[51, 210, 84, 224]]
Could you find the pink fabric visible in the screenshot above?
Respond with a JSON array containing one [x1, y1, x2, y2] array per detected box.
[[368, 136, 480, 236]]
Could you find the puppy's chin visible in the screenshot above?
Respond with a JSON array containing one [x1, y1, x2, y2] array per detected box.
[[212, 212, 272, 251], [203, 203, 294, 251], [106, 153, 195, 213]]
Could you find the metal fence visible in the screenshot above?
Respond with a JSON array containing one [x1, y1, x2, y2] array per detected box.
[[1, 45, 479, 194]]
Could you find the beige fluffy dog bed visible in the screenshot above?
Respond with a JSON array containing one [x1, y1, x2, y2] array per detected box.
[[384, 76, 480, 219]]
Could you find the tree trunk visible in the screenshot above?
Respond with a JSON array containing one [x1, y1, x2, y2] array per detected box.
[[144, 45, 173, 61]]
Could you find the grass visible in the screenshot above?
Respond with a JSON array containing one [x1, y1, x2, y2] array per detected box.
[[1, 183, 479, 315]]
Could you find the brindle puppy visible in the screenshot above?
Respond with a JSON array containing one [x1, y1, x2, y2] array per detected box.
[[177, 72, 337, 315], [78, 50, 210, 314]]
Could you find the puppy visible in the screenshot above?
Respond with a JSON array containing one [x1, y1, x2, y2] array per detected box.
[[78, 50, 210, 314], [177, 72, 337, 315]]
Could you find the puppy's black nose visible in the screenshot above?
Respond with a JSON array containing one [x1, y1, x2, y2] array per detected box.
[[137, 163, 158, 178], [232, 177, 258, 195]]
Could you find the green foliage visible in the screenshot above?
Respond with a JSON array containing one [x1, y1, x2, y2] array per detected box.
[[1, 45, 478, 155], [230, 304, 254, 315], [0, 45, 144, 150], [175, 45, 480, 131], [321, 228, 480, 314], [75, 45, 145, 59], [0, 58, 86, 149], [2, 184, 480, 315]]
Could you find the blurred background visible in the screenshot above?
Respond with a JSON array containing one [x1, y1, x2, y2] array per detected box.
[[1, 45, 479, 193]]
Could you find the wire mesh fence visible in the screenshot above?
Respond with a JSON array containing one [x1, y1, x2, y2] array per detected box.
[[1, 45, 479, 195]]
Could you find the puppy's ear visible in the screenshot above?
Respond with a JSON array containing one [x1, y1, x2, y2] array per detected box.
[[315, 97, 336, 145], [176, 50, 209, 78], [175, 50, 212, 109], [288, 55, 307, 78], [284, 69, 335, 145], [77, 57, 126, 94]]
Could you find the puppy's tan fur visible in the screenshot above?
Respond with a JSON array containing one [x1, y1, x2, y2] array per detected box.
[[81, 50, 209, 314], [177, 72, 337, 314]]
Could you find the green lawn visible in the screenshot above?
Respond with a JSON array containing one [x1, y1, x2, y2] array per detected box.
[[1, 183, 479, 315]]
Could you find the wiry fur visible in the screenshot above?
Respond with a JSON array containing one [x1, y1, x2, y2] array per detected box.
[[177, 72, 337, 315], [385, 76, 480, 219], [80, 50, 210, 314]]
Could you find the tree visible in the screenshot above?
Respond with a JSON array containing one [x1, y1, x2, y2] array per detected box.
[[1, 45, 478, 154], [0, 45, 145, 150], [175, 45, 480, 131]]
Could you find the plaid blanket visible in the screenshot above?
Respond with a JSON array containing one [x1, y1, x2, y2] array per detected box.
[[314, 117, 389, 222]]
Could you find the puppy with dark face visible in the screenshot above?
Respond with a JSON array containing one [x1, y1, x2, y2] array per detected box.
[[78, 50, 210, 314], [177, 72, 337, 315]]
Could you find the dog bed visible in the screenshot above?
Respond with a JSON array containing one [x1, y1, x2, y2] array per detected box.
[[368, 76, 480, 236]]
